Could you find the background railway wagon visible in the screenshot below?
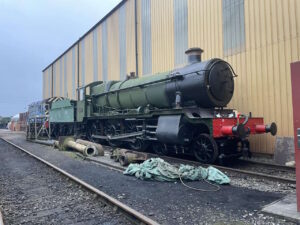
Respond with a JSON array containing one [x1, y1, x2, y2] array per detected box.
[[42, 0, 300, 156]]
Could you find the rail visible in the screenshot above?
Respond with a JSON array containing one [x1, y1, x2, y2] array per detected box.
[[0, 138, 159, 225]]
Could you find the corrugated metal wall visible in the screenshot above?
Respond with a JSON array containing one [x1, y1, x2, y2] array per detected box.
[[174, 0, 188, 67], [140, 0, 152, 75], [96, 26, 103, 81], [42, 67, 52, 99], [237, 0, 299, 153], [151, 0, 174, 73], [102, 21, 108, 81], [107, 10, 121, 80], [125, 0, 136, 75], [42, 72, 46, 99], [42, 0, 300, 154]]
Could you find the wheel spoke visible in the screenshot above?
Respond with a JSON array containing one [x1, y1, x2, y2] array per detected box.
[[192, 134, 218, 163]]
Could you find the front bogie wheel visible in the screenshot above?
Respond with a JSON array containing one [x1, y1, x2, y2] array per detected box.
[[192, 133, 218, 164]]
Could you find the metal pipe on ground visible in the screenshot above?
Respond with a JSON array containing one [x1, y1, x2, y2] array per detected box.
[[111, 149, 149, 166], [76, 139, 104, 156], [59, 137, 98, 157], [31, 139, 55, 146]]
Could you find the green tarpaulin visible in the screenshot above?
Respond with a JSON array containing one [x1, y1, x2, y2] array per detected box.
[[124, 158, 230, 184]]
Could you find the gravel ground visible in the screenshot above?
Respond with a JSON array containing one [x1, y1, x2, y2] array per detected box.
[[226, 171, 296, 194], [161, 155, 296, 195], [0, 139, 131, 225], [103, 143, 296, 194], [0, 131, 296, 225], [229, 160, 296, 180]]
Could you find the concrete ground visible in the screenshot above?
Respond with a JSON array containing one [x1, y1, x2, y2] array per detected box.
[[262, 194, 300, 223], [0, 130, 295, 224]]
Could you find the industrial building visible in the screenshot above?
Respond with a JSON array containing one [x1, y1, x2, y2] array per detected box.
[[42, 0, 300, 155]]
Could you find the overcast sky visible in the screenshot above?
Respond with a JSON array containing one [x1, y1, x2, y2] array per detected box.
[[0, 0, 121, 117]]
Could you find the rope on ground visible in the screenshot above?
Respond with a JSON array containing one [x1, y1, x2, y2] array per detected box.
[[178, 173, 221, 192], [124, 158, 230, 191]]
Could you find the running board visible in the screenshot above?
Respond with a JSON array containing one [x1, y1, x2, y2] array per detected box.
[[92, 131, 143, 141]]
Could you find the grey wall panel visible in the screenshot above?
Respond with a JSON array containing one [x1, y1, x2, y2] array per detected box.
[[141, 0, 152, 75], [102, 21, 108, 81], [174, 0, 188, 66], [222, 0, 245, 56], [59, 59, 63, 96], [64, 55, 67, 97], [53, 64, 56, 96], [93, 29, 98, 81], [238, 0, 245, 50], [119, 5, 127, 80], [48, 68, 51, 98], [80, 39, 86, 86], [72, 47, 76, 99], [223, 0, 230, 55]]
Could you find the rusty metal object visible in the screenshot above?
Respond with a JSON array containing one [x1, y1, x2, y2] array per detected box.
[[111, 149, 149, 166], [53, 140, 59, 148], [76, 139, 104, 156], [58, 137, 98, 157]]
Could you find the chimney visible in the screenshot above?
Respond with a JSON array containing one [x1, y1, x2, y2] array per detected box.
[[185, 47, 204, 64]]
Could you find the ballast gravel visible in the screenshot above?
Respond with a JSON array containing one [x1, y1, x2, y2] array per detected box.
[[0, 139, 131, 225], [0, 131, 296, 225]]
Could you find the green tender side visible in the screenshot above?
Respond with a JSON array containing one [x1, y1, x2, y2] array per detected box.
[[49, 99, 74, 123], [76, 100, 85, 122], [91, 71, 171, 110]]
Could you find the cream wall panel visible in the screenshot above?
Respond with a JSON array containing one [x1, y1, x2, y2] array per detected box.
[[232, 0, 299, 153], [93, 29, 99, 81], [63, 55, 67, 97], [72, 46, 77, 100], [119, 4, 127, 79], [188, 0, 223, 60], [79, 40, 84, 87], [59, 58, 64, 97], [47, 67, 52, 99], [151, 0, 174, 73], [96, 25, 103, 81], [42, 0, 300, 155], [66, 49, 72, 99], [42, 71, 46, 99], [53, 61, 60, 97], [187, 0, 299, 154], [107, 11, 120, 80], [84, 32, 94, 85], [43, 68, 52, 99], [137, 0, 143, 76]]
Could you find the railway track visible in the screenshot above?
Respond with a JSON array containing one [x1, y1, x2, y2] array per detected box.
[[231, 159, 295, 178], [25, 137, 296, 185], [0, 138, 159, 225], [160, 155, 296, 184], [92, 144, 296, 185]]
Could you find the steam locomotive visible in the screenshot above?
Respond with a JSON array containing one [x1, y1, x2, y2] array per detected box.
[[36, 48, 277, 163]]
